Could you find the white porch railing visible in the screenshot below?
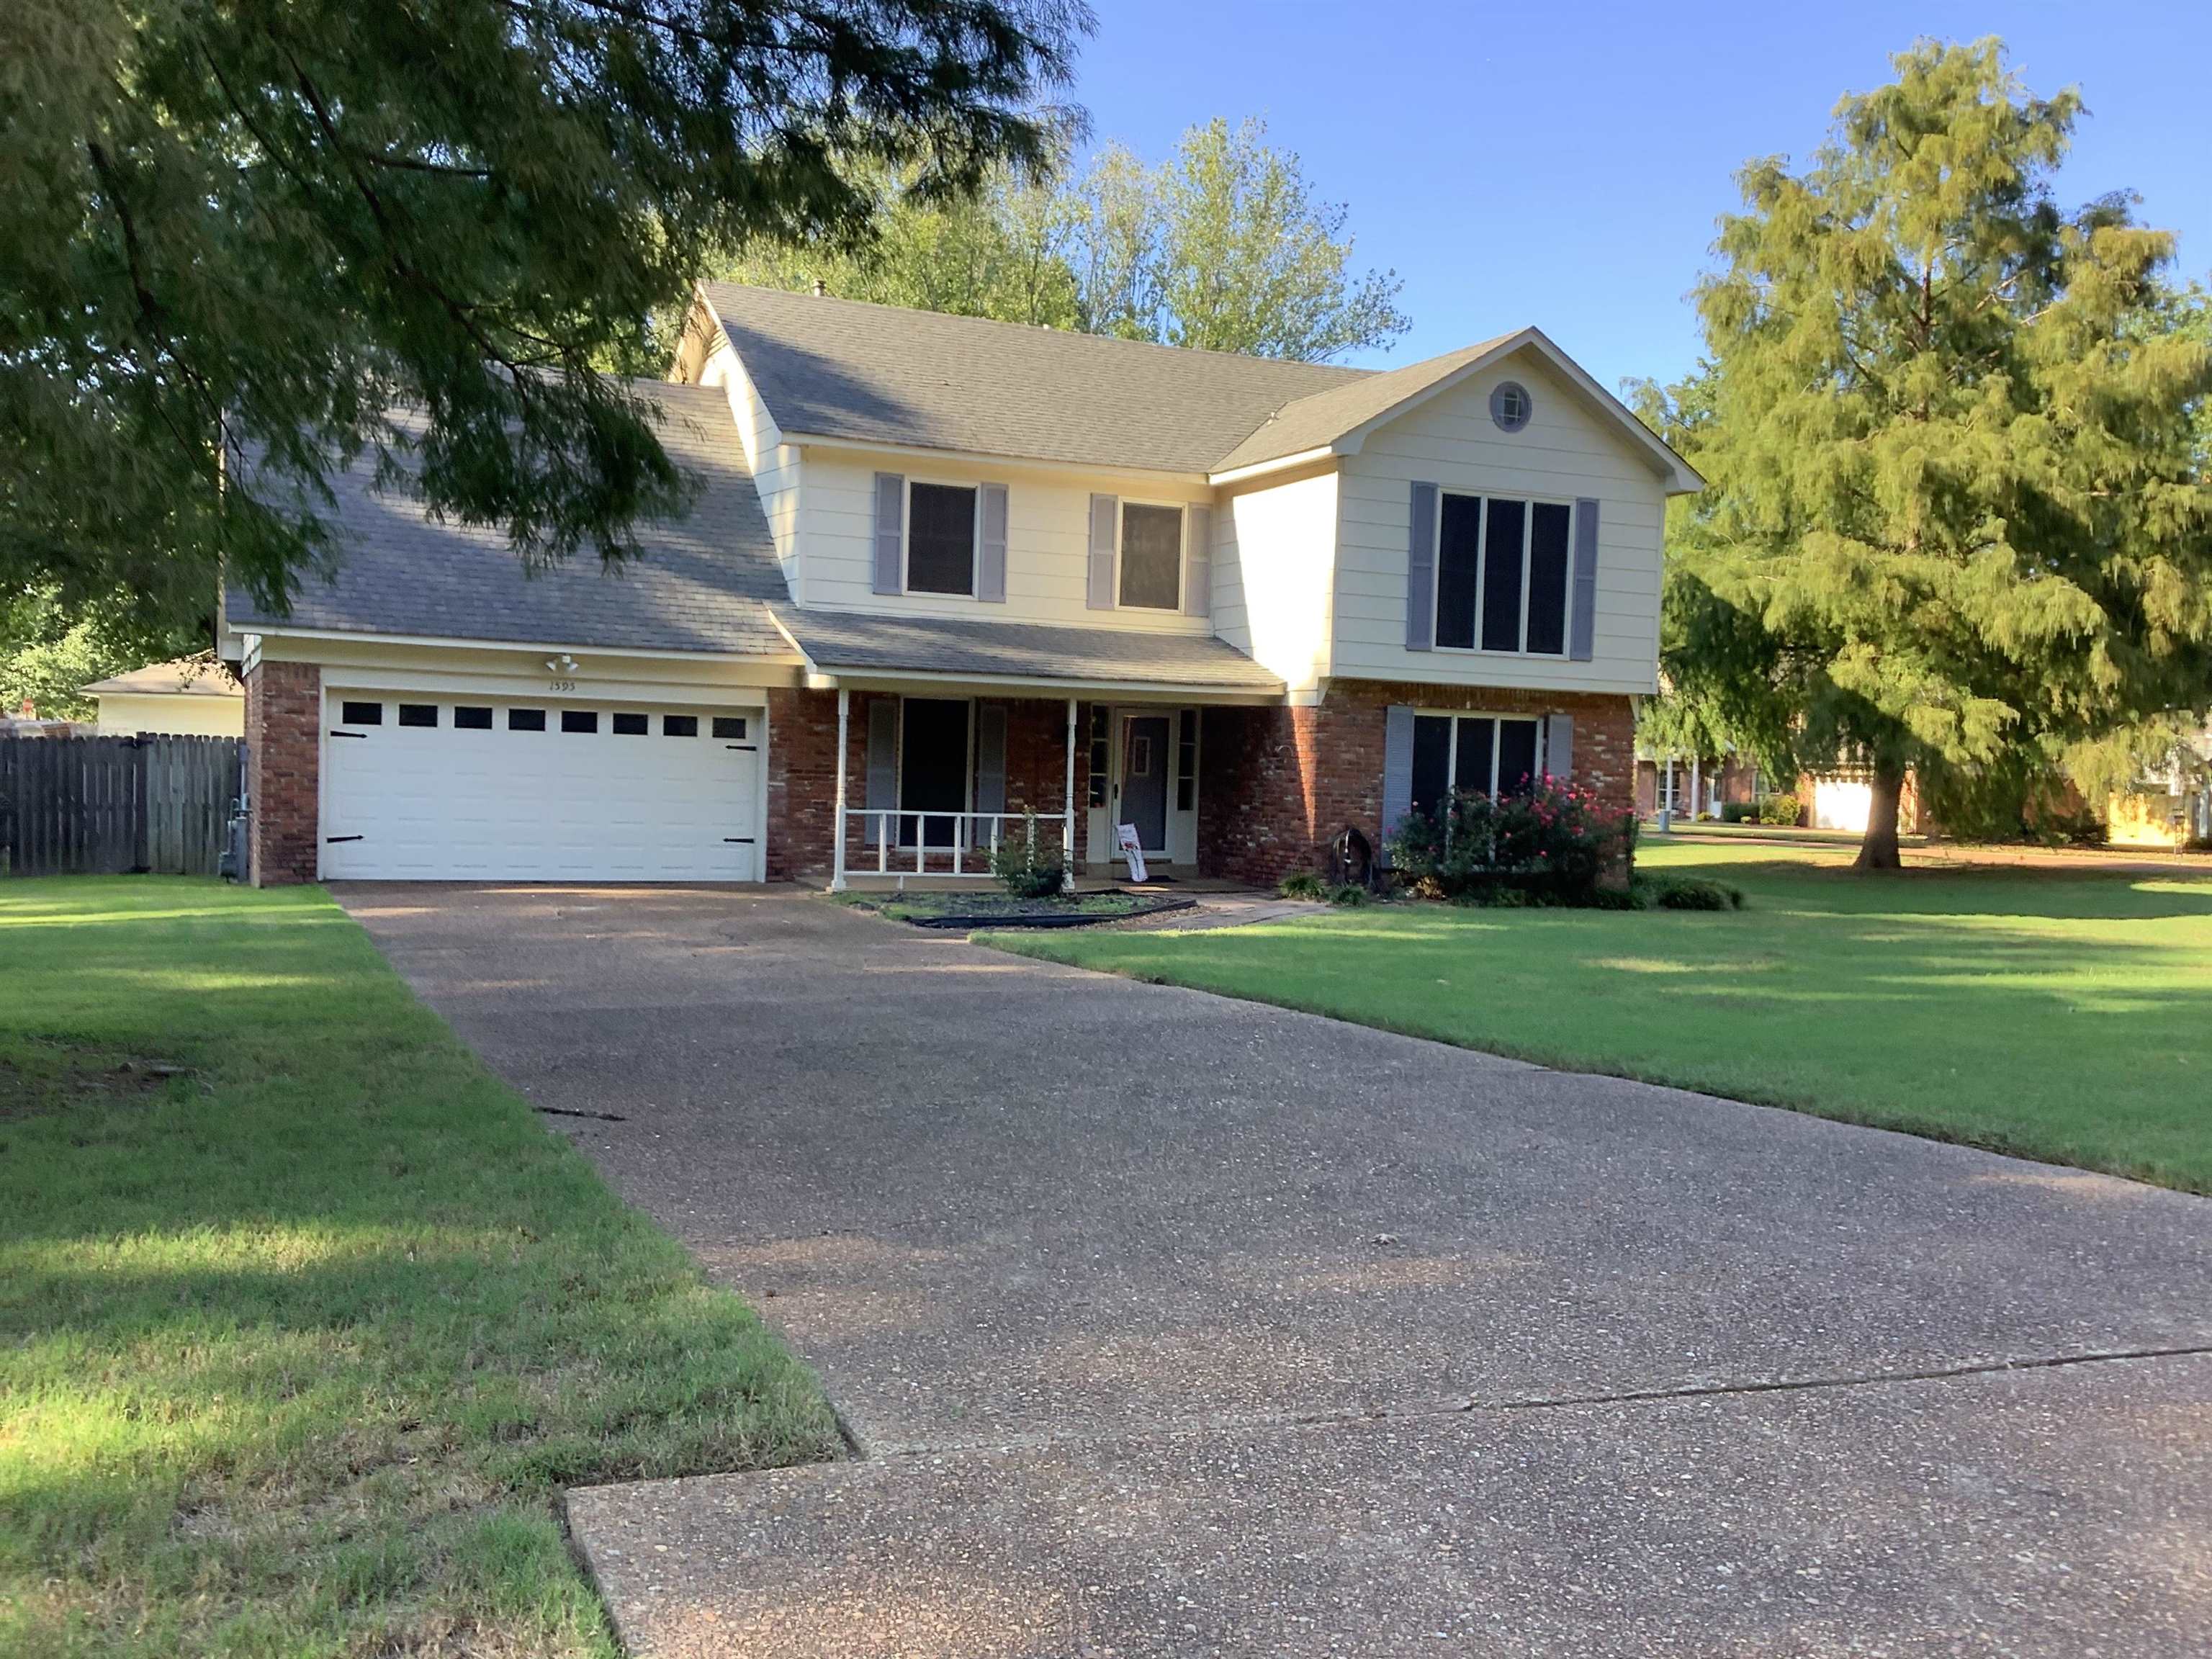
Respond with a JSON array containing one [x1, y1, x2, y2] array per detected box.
[[829, 691, 1080, 891], [840, 809, 1072, 879]]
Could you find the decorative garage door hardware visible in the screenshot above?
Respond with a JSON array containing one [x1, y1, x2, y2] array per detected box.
[[324, 835, 365, 845], [327, 729, 367, 739]]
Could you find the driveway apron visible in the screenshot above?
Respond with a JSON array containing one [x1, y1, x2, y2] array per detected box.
[[339, 884, 2212, 1658]]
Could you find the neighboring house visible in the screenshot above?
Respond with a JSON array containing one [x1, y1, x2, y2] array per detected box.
[[82, 659, 245, 738], [219, 284, 1700, 886], [2109, 727, 2212, 848]]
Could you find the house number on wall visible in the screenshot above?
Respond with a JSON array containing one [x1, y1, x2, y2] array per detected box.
[[548, 678, 578, 692]]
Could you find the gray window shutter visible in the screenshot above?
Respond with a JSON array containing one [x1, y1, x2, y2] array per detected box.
[[1183, 504, 1213, 619], [1545, 712, 1575, 781], [873, 473, 905, 595], [974, 703, 1007, 819], [1406, 482, 1437, 650], [1380, 703, 1416, 856], [1087, 494, 1118, 609], [1570, 498, 1599, 661], [979, 484, 1008, 603], [864, 698, 897, 846]]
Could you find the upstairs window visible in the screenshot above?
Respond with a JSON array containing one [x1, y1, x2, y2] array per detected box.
[[1434, 494, 1572, 657], [907, 482, 979, 595], [1118, 503, 1183, 611]]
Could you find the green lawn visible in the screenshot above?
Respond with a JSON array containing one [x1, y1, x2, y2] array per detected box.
[[0, 878, 838, 1658], [994, 841, 2212, 1194]]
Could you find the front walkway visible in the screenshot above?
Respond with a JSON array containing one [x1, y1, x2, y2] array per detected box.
[[339, 884, 2212, 1657]]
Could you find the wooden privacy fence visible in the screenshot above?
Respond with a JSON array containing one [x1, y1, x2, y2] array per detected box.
[[0, 736, 243, 877]]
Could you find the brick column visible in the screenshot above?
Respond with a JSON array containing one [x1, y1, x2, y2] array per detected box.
[[245, 660, 321, 886]]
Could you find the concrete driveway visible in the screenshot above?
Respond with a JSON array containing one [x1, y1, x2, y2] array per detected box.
[[340, 884, 2212, 1658]]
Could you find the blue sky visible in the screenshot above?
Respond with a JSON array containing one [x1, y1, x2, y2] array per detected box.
[[1066, 1, 2211, 392]]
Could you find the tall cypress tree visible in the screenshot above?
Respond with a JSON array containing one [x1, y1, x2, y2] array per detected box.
[[1672, 38, 2212, 866]]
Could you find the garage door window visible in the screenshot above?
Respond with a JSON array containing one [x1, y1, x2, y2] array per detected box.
[[341, 701, 382, 725], [398, 703, 438, 728], [561, 711, 597, 734], [509, 708, 546, 732], [712, 716, 748, 739], [662, 714, 698, 737], [612, 712, 648, 736], [454, 706, 493, 730]]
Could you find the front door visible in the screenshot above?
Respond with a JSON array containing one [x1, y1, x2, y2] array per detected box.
[[1120, 714, 1170, 853]]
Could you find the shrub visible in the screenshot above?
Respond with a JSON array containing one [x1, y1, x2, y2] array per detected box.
[[1720, 800, 1758, 824], [1327, 883, 1371, 907], [1641, 873, 1745, 910], [1278, 871, 1328, 900], [2038, 806, 2110, 849], [1758, 793, 1802, 827], [990, 809, 1066, 899], [1387, 780, 1635, 908]]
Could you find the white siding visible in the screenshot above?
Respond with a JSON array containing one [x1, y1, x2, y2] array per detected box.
[[94, 693, 243, 738], [1215, 467, 1338, 698], [701, 341, 802, 578], [1333, 354, 1665, 695], [800, 448, 1218, 634]]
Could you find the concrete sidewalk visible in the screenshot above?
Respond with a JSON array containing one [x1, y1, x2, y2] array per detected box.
[[340, 884, 2212, 1657]]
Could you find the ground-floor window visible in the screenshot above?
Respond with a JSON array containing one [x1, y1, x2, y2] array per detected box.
[[898, 696, 970, 848], [1409, 713, 1544, 819]]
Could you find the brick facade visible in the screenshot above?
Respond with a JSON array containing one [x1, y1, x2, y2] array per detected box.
[[1198, 678, 1635, 887], [768, 688, 1091, 880], [239, 661, 1628, 890], [244, 659, 321, 886]]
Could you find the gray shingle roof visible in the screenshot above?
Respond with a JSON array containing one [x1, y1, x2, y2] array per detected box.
[[1209, 334, 1519, 473], [699, 283, 1373, 475], [225, 382, 795, 657], [770, 606, 1283, 693]]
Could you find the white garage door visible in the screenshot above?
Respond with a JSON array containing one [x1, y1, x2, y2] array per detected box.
[[321, 693, 762, 881]]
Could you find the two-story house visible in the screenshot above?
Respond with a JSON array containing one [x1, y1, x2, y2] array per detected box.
[[222, 283, 1700, 887]]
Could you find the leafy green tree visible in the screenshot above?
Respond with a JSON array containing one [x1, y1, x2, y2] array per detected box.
[[718, 158, 1084, 328], [1, 0, 1083, 638], [1675, 37, 2212, 868], [1151, 117, 1407, 361], [1, 586, 202, 721], [721, 115, 1408, 363]]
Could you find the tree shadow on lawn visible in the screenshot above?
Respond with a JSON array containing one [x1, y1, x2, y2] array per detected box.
[[1692, 858, 2212, 922]]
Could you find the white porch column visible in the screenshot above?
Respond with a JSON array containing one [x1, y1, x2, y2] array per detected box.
[[1063, 696, 1078, 890], [1690, 754, 1702, 822], [830, 687, 850, 892]]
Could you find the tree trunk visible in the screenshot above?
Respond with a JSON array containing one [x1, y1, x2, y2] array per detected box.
[[1853, 760, 1907, 871]]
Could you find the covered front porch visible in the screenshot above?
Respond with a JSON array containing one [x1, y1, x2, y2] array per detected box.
[[822, 688, 1234, 889], [763, 605, 1285, 889]]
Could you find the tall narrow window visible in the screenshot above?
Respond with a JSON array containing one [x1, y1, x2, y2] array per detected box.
[[1435, 494, 1483, 650], [1526, 503, 1571, 656], [1480, 498, 1527, 653], [1175, 710, 1197, 811], [1410, 715, 1453, 820], [1118, 504, 1182, 610], [1455, 717, 1495, 799], [1088, 708, 1110, 807], [907, 483, 979, 595]]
